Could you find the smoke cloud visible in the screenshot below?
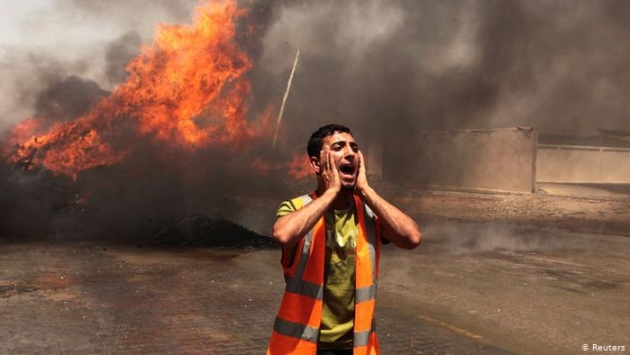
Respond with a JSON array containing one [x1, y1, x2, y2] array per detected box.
[[420, 222, 595, 255], [253, 0, 630, 145], [104, 32, 142, 85]]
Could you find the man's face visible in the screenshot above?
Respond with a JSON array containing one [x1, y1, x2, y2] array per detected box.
[[320, 132, 359, 189]]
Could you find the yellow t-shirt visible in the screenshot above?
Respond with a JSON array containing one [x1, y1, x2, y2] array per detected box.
[[276, 198, 357, 350]]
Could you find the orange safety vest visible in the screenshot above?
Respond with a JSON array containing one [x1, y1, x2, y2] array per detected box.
[[267, 192, 382, 355]]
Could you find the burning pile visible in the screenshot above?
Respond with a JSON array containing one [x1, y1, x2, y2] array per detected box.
[[3, 0, 272, 179], [0, 0, 309, 243]]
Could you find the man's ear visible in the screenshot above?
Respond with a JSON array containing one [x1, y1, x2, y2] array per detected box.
[[309, 156, 321, 174]]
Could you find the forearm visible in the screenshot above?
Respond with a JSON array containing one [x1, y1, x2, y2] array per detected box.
[[358, 187, 422, 249], [272, 190, 336, 248]]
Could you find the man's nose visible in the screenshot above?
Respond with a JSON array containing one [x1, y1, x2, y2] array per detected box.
[[343, 146, 356, 158]]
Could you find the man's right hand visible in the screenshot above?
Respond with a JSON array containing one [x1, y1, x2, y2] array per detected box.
[[319, 146, 341, 196], [272, 147, 342, 248]]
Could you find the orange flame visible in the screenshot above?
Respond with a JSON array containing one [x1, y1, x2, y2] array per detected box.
[[2, 117, 45, 160], [2, 117, 48, 171], [5, 0, 271, 179], [5, 117, 45, 146]]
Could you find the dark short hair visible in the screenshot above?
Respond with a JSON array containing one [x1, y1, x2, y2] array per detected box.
[[307, 124, 352, 158]]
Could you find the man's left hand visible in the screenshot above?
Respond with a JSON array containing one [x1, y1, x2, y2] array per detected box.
[[355, 150, 370, 194]]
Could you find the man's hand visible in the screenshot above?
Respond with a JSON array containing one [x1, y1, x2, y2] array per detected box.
[[320, 146, 341, 195], [355, 150, 421, 249], [273, 147, 341, 248], [355, 150, 370, 194]]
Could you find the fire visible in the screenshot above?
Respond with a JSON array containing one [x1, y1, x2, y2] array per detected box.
[[4, 0, 271, 179], [288, 152, 311, 179], [1, 117, 45, 166], [4, 117, 45, 146], [121, 1, 262, 148]]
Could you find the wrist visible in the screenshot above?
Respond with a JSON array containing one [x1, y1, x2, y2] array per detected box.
[[322, 187, 340, 200]]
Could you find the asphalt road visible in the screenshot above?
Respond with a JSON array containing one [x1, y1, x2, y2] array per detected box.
[[376, 220, 630, 354], [1, 213, 628, 354]]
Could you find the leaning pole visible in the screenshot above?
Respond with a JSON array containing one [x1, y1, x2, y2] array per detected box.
[[272, 47, 300, 148]]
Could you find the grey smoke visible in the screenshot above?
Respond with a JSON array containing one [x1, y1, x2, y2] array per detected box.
[[35, 75, 109, 123], [104, 32, 142, 85], [3, 0, 630, 239], [421, 222, 595, 255], [253, 0, 630, 147], [54, 0, 195, 33]]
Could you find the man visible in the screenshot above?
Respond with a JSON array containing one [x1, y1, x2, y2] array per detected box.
[[267, 124, 422, 355]]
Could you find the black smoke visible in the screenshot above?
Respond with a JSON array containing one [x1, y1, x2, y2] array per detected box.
[[36, 75, 109, 123], [104, 32, 142, 85]]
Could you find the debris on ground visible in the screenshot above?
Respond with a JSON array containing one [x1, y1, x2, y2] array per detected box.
[[138, 213, 278, 249]]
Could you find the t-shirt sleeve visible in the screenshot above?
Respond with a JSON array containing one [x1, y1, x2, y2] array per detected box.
[[276, 199, 298, 218], [276, 199, 300, 268]]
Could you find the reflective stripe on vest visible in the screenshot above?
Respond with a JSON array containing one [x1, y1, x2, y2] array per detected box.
[[267, 193, 381, 355]]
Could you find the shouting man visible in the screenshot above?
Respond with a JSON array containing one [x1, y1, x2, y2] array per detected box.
[[267, 124, 422, 355]]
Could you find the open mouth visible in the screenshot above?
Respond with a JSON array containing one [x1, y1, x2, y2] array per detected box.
[[339, 164, 355, 176]]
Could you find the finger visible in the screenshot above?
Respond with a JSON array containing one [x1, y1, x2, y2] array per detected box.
[[328, 151, 334, 172], [330, 151, 340, 176], [326, 147, 333, 172], [320, 148, 327, 172], [358, 151, 365, 170]]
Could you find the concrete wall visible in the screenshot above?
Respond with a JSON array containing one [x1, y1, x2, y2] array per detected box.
[[537, 145, 630, 183], [381, 127, 538, 193], [366, 140, 383, 178]]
